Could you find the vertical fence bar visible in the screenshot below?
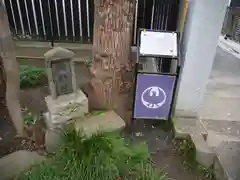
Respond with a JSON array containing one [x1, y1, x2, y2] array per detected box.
[[31, 0, 39, 35], [160, 2, 165, 29], [158, 0, 163, 29], [62, 0, 68, 38], [78, 0, 83, 37], [164, 2, 170, 30], [70, 0, 75, 38], [2, 0, 5, 8], [47, 0, 54, 46], [24, 0, 32, 34], [142, 0, 146, 27], [86, 0, 90, 38], [151, 0, 155, 29], [39, 0, 46, 37], [9, 0, 17, 34], [134, 0, 139, 44], [54, 0, 60, 37], [155, 0, 160, 29], [16, 0, 25, 35]]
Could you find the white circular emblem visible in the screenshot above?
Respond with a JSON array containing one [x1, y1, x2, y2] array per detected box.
[[141, 86, 167, 109]]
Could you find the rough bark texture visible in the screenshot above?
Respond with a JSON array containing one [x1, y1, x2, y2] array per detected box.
[[0, 3, 24, 136], [89, 0, 135, 119]]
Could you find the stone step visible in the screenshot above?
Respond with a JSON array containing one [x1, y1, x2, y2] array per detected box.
[[174, 117, 207, 139], [199, 95, 240, 122], [174, 118, 214, 167], [190, 121, 215, 167], [75, 111, 126, 137], [206, 130, 240, 150], [201, 119, 240, 180], [45, 111, 126, 153], [201, 119, 240, 138], [45, 90, 88, 127], [214, 141, 240, 180]]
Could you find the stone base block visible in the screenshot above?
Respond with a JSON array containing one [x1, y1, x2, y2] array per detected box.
[[45, 90, 88, 125], [0, 150, 45, 180], [45, 127, 63, 153], [75, 111, 126, 137]]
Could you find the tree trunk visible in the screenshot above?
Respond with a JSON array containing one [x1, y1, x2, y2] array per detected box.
[[89, 0, 136, 119], [0, 3, 24, 136]]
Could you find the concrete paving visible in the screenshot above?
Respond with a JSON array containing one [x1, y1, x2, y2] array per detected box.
[[199, 46, 240, 122], [174, 44, 240, 179], [198, 44, 240, 179]]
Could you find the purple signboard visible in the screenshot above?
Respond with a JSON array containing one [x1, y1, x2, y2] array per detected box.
[[133, 74, 176, 120]]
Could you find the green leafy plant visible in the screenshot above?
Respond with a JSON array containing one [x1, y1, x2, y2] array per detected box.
[[20, 65, 46, 89], [22, 107, 37, 126], [18, 130, 168, 180]]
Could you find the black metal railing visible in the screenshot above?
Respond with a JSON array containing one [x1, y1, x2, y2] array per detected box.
[[3, 0, 179, 45]]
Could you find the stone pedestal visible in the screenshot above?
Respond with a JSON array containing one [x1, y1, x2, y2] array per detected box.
[[44, 90, 88, 153], [44, 47, 89, 153], [45, 90, 88, 126]]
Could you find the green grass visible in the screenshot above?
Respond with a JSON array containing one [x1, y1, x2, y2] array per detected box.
[[17, 130, 168, 180], [20, 65, 46, 89]]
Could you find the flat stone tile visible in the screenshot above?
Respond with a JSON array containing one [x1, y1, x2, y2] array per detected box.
[[75, 111, 125, 136]]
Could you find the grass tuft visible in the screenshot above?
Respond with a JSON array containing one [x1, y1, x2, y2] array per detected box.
[[17, 129, 168, 180]]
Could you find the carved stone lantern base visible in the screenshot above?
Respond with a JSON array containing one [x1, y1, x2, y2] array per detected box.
[[44, 90, 88, 128]]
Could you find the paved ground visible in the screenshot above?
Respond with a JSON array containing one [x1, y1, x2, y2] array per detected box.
[[199, 46, 240, 123], [198, 42, 240, 180]]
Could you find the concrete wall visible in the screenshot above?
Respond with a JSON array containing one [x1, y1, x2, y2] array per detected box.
[[175, 0, 229, 117]]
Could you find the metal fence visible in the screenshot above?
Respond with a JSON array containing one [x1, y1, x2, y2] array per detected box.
[[2, 0, 179, 45], [222, 7, 240, 42]]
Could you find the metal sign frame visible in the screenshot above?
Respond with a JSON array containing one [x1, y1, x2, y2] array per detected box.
[[132, 28, 181, 121]]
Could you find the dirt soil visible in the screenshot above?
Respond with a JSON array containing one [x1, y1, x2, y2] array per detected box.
[[124, 120, 208, 180], [0, 84, 49, 158]]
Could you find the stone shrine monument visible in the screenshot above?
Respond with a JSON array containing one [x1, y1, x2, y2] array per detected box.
[[44, 47, 88, 127], [43, 47, 125, 153]]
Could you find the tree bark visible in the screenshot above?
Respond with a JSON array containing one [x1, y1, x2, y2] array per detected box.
[[89, 0, 136, 119], [0, 3, 24, 136]]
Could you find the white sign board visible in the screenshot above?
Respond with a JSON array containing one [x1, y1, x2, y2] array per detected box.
[[140, 31, 178, 57]]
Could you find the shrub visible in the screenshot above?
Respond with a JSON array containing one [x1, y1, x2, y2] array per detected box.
[[20, 65, 46, 89]]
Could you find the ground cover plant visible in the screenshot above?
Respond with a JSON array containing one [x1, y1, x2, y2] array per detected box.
[[20, 65, 46, 89], [18, 130, 169, 180]]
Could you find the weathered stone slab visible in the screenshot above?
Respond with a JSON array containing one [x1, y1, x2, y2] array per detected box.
[[173, 117, 214, 167], [44, 47, 77, 99], [45, 126, 63, 153], [215, 141, 240, 180], [174, 117, 207, 139], [75, 111, 126, 136], [207, 130, 240, 150], [191, 132, 215, 167], [0, 150, 45, 180], [45, 90, 88, 125]]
